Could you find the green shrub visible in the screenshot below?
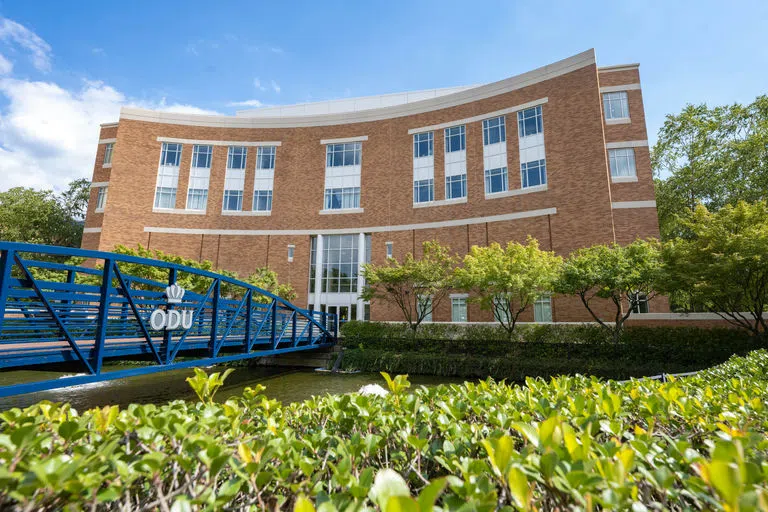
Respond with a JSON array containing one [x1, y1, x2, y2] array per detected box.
[[1, 351, 768, 510]]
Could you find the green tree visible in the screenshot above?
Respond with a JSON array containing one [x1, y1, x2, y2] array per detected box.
[[455, 237, 561, 335], [60, 178, 91, 220], [555, 239, 663, 343], [0, 186, 82, 247], [110, 245, 295, 303], [652, 96, 768, 239], [361, 241, 457, 331], [661, 202, 768, 339]]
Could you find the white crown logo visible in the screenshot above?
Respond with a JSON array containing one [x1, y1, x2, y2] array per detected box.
[[165, 283, 186, 304]]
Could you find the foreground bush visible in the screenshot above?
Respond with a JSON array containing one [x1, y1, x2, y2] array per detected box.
[[1, 351, 768, 510]]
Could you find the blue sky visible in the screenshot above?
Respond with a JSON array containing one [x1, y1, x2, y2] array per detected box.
[[0, 0, 766, 190]]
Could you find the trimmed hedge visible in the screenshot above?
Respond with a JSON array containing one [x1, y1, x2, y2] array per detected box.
[[339, 321, 763, 379]]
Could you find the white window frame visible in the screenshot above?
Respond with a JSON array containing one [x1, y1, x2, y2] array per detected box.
[[186, 144, 212, 211], [102, 142, 114, 167], [324, 143, 362, 211], [603, 91, 630, 120], [154, 142, 182, 209], [517, 106, 543, 137], [413, 178, 434, 204], [445, 174, 467, 200], [413, 132, 433, 158], [631, 292, 649, 314], [253, 146, 277, 212], [482, 116, 506, 146], [385, 241, 393, 259], [287, 245, 295, 263], [95, 186, 107, 212], [608, 148, 637, 179], [485, 167, 508, 194], [223, 146, 247, 212], [521, 159, 547, 189], [444, 125, 467, 200], [534, 296, 553, 323], [417, 295, 433, 323], [451, 295, 468, 323]]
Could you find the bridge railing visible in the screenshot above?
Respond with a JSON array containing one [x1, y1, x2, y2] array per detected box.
[[0, 242, 337, 382]]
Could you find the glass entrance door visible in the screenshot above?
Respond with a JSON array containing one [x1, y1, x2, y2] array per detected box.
[[326, 305, 352, 324]]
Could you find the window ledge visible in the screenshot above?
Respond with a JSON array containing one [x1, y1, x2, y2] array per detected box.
[[153, 208, 207, 215], [102, 163, 112, 169], [222, 210, 272, 216], [485, 184, 547, 199], [413, 196, 467, 208], [605, 117, 631, 125], [94, 208, 104, 214], [319, 208, 364, 215], [611, 175, 638, 183]]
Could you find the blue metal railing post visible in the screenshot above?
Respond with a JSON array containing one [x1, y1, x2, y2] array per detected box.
[[208, 279, 220, 356], [308, 307, 314, 344], [163, 268, 177, 364], [94, 258, 113, 374], [271, 299, 278, 349], [291, 310, 297, 346], [244, 291, 252, 351], [0, 249, 13, 335]]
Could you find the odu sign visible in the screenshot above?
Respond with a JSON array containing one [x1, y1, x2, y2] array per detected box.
[[149, 283, 194, 331]]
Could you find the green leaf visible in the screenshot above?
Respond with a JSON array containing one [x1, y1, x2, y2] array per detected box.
[[369, 469, 410, 509]]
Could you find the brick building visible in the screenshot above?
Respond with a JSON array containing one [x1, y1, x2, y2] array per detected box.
[[83, 49, 664, 323]]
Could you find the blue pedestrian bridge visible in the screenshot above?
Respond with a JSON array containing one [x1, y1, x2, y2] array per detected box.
[[0, 242, 337, 397]]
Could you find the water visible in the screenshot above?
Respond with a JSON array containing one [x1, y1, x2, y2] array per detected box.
[[0, 364, 464, 411]]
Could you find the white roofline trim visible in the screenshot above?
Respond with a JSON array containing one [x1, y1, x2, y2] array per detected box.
[[83, 227, 102, 233], [119, 50, 596, 128], [408, 98, 548, 134], [100, 122, 119, 128], [606, 140, 648, 149], [599, 84, 641, 93], [598, 63, 640, 73], [98, 138, 117, 144], [612, 200, 656, 209], [144, 207, 557, 236], [90, 181, 109, 188], [157, 137, 282, 147], [320, 136, 368, 144]]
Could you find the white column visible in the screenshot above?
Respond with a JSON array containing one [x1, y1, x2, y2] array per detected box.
[[356, 232, 365, 320], [313, 234, 324, 311]]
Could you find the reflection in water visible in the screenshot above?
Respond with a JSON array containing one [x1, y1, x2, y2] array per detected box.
[[0, 364, 465, 412]]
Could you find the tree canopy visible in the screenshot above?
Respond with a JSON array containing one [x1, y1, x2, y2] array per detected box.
[[361, 241, 457, 331], [661, 201, 768, 339], [652, 95, 768, 239], [555, 239, 663, 342], [0, 179, 91, 247], [455, 238, 561, 335]]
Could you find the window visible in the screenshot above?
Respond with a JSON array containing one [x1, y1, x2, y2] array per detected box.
[[324, 187, 360, 210], [485, 167, 508, 194], [253, 190, 273, 212], [631, 292, 649, 314], [287, 245, 295, 263], [227, 146, 247, 170], [223, 146, 247, 211], [187, 145, 212, 211], [451, 296, 468, 322], [160, 143, 182, 166], [444, 126, 465, 153], [413, 178, 434, 203], [257, 146, 276, 170], [413, 132, 433, 158], [608, 148, 637, 178], [518, 106, 543, 137], [492, 296, 511, 324], [534, 296, 553, 322], [326, 143, 361, 167], [386, 241, 393, 259], [95, 186, 107, 211], [483, 116, 506, 146], [521, 159, 547, 188], [321, 234, 359, 293], [445, 174, 467, 199], [417, 295, 432, 322], [103, 143, 113, 166], [155, 142, 181, 209], [603, 91, 629, 120]]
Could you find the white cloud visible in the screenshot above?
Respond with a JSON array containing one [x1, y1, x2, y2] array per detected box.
[[0, 17, 52, 72], [92, 47, 106, 56], [253, 77, 266, 91], [227, 99, 265, 107], [271, 80, 281, 94], [0, 53, 11, 75], [270, 47, 284, 55]]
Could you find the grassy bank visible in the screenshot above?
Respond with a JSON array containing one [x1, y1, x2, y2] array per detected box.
[[1, 350, 768, 510]]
